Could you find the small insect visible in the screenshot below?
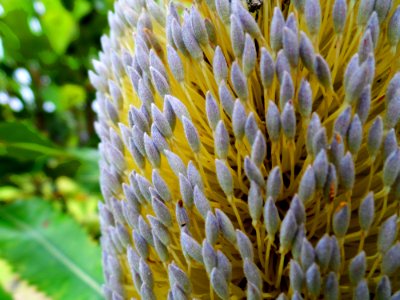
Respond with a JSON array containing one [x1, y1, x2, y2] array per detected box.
[[247, 0, 263, 13]]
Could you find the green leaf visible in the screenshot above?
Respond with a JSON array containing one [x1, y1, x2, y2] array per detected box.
[[68, 148, 100, 192], [0, 121, 62, 160], [42, 84, 87, 111], [0, 285, 12, 300], [0, 199, 103, 300], [40, 0, 77, 54], [72, 0, 92, 20]]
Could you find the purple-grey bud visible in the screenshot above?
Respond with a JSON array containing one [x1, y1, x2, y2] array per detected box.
[[230, 15, 245, 58], [366, 12, 380, 48], [132, 230, 149, 258], [384, 90, 400, 129], [144, 133, 161, 168], [332, 202, 350, 238], [210, 268, 229, 300], [215, 0, 230, 24], [148, 215, 170, 246], [339, 152, 355, 191], [182, 116, 201, 153], [388, 6, 400, 47], [281, 101, 296, 140], [187, 161, 204, 191], [378, 214, 398, 253], [248, 181, 263, 222], [260, 48, 275, 88], [332, 0, 347, 34], [150, 67, 170, 97], [266, 101, 281, 142], [167, 44, 184, 82], [244, 258, 262, 290], [290, 259, 305, 292], [251, 131, 267, 166], [313, 150, 329, 189], [324, 272, 339, 300], [283, 27, 299, 67], [215, 159, 234, 196], [232, 0, 261, 38], [179, 173, 194, 208], [354, 279, 369, 300], [206, 92, 221, 131], [244, 156, 264, 187], [359, 192, 375, 232], [383, 149, 400, 187], [264, 196, 281, 237], [356, 85, 371, 124], [299, 31, 316, 72], [301, 238, 315, 270], [152, 197, 172, 227], [216, 208, 236, 244], [347, 114, 363, 155], [349, 251, 366, 285], [305, 0, 321, 36], [374, 0, 392, 23], [214, 121, 230, 159], [219, 81, 235, 117], [298, 79, 312, 118], [180, 232, 203, 263], [298, 165, 316, 203], [266, 166, 282, 200], [375, 275, 391, 300], [280, 210, 298, 252], [168, 262, 192, 293], [190, 6, 208, 46], [231, 61, 248, 101], [213, 46, 228, 84], [245, 113, 259, 145], [202, 240, 217, 275], [243, 34, 256, 76], [315, 55, 332, 89], [306, 263, 321, 297], [357, 0, 375, 26], [276, 50, 291, 83], [206, 211, 219, 245], [236, 229, 254, 260], [279, 72, 295, 109], [270, 7, 285, 52], [193, 185, 211, 219], [232, 99, 247, 139]]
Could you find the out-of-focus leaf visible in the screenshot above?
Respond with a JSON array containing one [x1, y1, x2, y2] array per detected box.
[[0, 121, 61, 160], [72, 0, 92, 20], [0, 186, 22, 202], [41, 84, 86, 110], [0, 199, 103, 300], [0, 284, 12, 300], [68, 148, 100, 192], [0, 0, 33, 15], [0, 22, 20, 53], [40, 0, 77, 55], [59, 84, 86, 109]]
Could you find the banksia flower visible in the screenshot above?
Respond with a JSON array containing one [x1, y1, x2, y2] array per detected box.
[[91, 0, 400, 298]]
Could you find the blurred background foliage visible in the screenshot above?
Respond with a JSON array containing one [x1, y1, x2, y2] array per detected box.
[[0, 0, 112, 298]]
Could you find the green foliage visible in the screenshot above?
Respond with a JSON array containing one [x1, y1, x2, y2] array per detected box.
[[0, 285, 12, 300], [0, 199, 103, 300], [0, 0, 110, 297], [0, 121, 57, 160]]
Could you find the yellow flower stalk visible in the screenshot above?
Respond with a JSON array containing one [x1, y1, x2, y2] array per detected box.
[[89, 0, 400, 298]]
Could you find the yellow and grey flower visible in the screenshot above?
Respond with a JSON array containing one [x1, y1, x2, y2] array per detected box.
[[91, 0, 400, 298]]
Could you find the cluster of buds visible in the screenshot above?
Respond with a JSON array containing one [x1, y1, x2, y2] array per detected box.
[[90, 0, 400, 298]]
